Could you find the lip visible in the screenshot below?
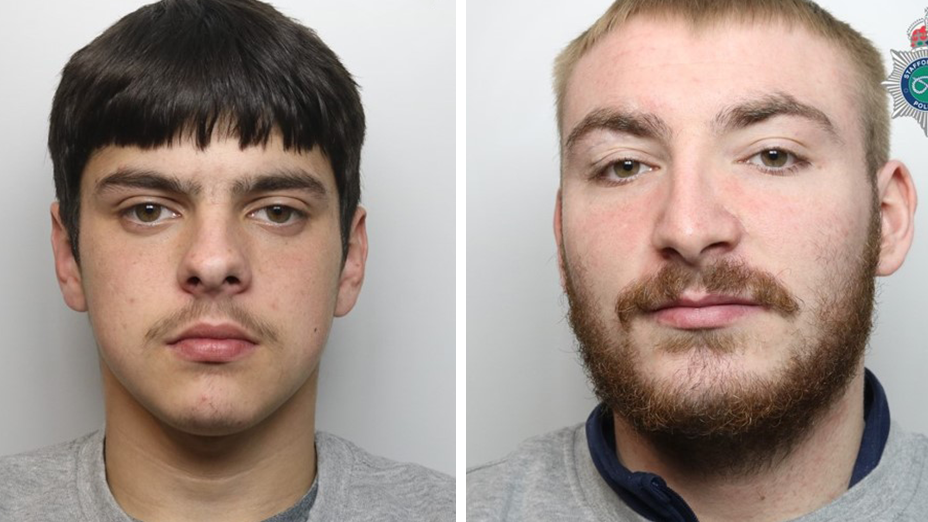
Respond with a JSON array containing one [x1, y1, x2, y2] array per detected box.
[[650, 294, 763, 329], [167, 323, 258, 363]]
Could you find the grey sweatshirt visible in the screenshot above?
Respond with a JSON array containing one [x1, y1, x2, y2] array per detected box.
[[467, 422, 928, 521], [0, 430, 453, 521]]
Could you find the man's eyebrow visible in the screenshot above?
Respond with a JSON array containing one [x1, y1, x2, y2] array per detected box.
[[714, 92, 841, 141], [564, 108, 672, 155], [231, 169, 328, 199], [94, 168, 202, 197]]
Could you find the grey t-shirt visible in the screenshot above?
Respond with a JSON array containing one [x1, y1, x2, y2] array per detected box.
[[467, 422, 928, 521], [0, 430, 453, 521]]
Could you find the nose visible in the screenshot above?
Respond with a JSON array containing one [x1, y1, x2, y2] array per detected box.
[[651, 161, 743, 266], [177, 213, 252, 297]]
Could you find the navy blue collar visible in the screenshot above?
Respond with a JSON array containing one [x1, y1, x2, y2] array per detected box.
[[586, 369, 890, 522]]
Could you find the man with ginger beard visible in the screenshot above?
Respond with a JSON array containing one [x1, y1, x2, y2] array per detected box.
[[467, 1, 926, 521]]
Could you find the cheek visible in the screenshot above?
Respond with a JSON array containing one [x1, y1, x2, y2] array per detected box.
[[260, 255, 339, 370], [80, 230, 173, 338], [255, 239, 342, 328], [563, 180, 670, 267], [736, 182, 870, 294], [568, 212, 641, 271], [562, 193, 654, 303]]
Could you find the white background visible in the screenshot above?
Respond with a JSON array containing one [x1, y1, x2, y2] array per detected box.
[[0, 0, 454, 475], [468, 0, 928, 467]]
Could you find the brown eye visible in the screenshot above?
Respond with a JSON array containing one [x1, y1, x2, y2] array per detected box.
[[266, 205, 294, 224], [746, 148, 804, 173], [251, 205, 306, 226], [123, 203, 178, 226], [134, 203, 163, 223], [760, 149, 788, 168]]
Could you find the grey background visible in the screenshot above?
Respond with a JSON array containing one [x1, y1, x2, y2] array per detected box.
[[0, 0, 454, 475], [467, 0, 928, 467]]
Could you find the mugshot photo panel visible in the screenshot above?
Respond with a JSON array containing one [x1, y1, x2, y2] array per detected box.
[[466, 0, 928, 468], [0, 0, 454, 475]]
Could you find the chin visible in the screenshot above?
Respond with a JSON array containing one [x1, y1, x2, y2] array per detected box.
[[147, 387, 271, 437], [166, 406, 265, 437], [644, 354, 747, 399], [644, 327, 785, 374]]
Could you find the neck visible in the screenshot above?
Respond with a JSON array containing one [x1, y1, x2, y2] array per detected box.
[[613, 370, 866, 522], [101, 362, 318, 522]]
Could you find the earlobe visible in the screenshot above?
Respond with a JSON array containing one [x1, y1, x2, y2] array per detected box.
[[874, 160, 918, 276], [50, 202, 88, 312], [334, 207, 368, 317]]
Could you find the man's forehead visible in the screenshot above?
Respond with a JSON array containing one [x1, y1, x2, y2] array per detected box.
[[561, 14, 858, 139]]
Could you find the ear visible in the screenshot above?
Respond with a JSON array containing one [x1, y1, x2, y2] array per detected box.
[[554, 189, 567, 290], [874, 160, 917, 276], [50, 202, 87, 312], [334, 206, 368, 317]]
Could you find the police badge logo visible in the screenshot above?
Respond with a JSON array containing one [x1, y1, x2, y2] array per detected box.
[[884, 8, 928, 135]]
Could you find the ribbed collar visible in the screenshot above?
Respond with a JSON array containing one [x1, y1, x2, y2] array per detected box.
[[586, 369, 891, 522], [79, 429, 320, 522]]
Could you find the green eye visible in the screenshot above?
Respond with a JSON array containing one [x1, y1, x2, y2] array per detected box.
[[609, 159, 653, 180], [760, 149, 788, 168], [614, 160, 641, 177]]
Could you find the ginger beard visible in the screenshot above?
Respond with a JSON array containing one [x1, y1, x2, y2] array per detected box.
[[562, 202, 881, 477]]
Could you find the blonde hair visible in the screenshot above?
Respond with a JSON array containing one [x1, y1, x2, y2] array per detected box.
[[553, 0, 889, 177]]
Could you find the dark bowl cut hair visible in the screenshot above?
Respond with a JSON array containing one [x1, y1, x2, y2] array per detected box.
[[49, 0, 365, 263]]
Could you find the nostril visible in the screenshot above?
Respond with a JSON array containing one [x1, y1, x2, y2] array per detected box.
[[225, 276, 241, 286], [187, 276, 202, 287]]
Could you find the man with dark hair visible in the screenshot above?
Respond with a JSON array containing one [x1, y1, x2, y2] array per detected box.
[[468, 1, 925, 521], [0, 1, 452, 520]]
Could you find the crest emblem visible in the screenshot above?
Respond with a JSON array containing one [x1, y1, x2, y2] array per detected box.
[[883, 8, 928, 135]]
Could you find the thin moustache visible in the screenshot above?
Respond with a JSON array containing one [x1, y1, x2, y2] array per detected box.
[[166, 323, 258, 344]]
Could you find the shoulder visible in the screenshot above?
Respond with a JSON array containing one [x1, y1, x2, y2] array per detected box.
[[893, 423, 928, 454], [0, 431, 98, 519], [830, 422, 928, 521], [314, 432, 454, 522], [468, 424, 579, 486], [467, 425, 586, 521], [891, 425, 928, 499], [883, 422, 928, 480]]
